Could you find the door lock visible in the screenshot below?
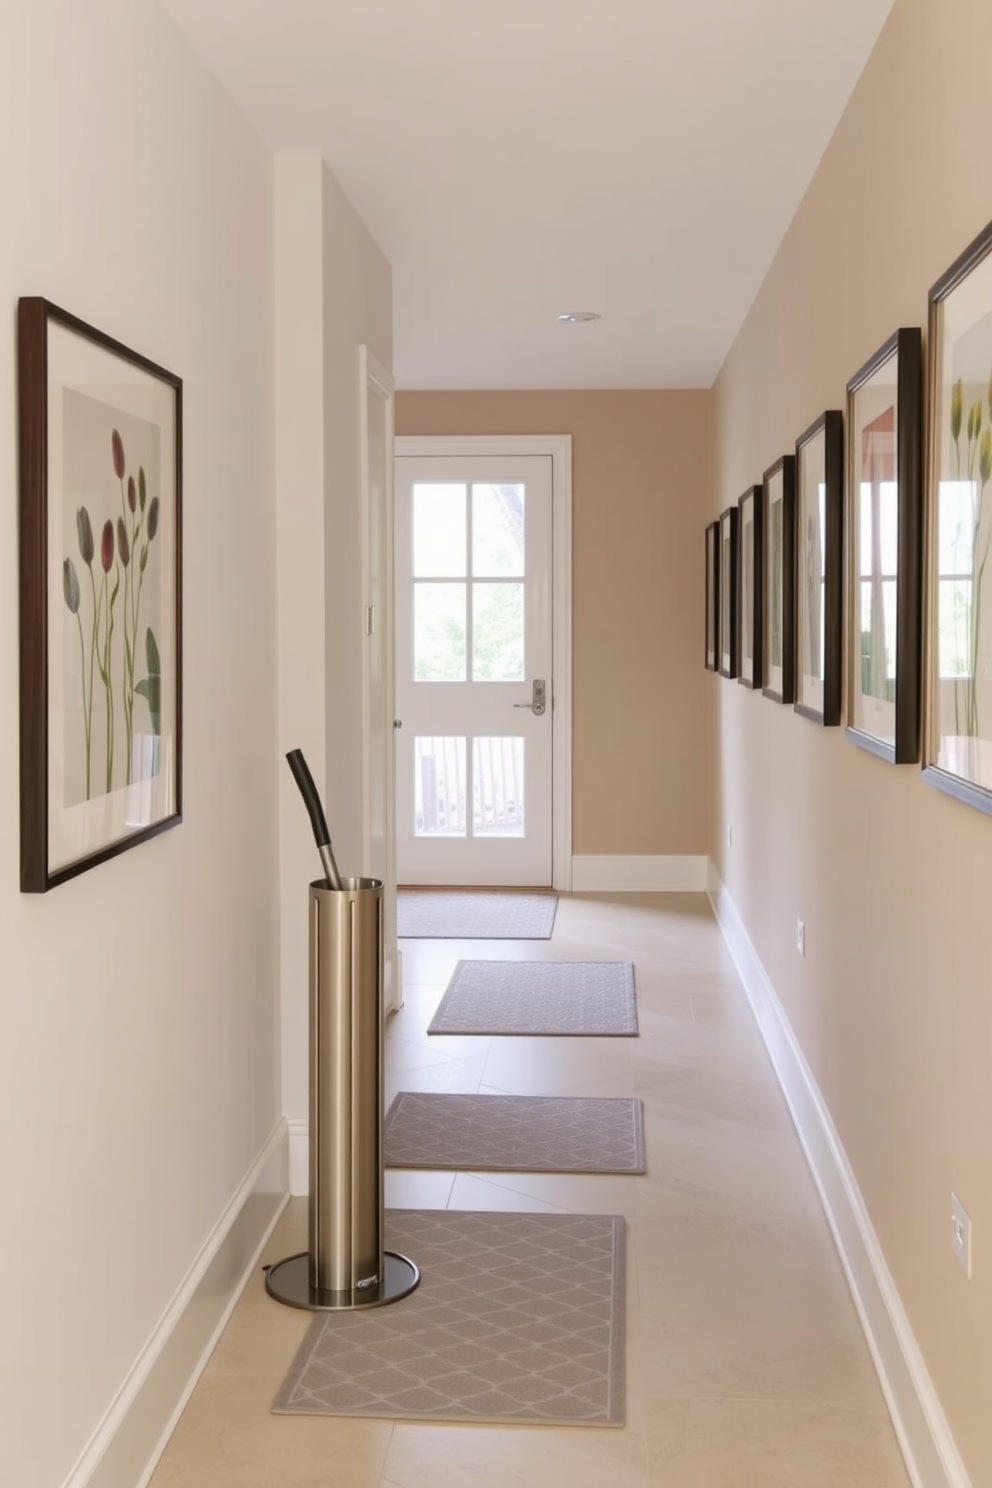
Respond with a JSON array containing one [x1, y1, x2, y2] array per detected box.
[[512, 678, 547, 716]]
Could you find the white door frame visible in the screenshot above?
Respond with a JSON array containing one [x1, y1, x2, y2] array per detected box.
[[394, 433, 573, 891], [359, 346, 402, 1012]]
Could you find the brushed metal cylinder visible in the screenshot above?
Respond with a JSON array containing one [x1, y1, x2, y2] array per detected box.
[[309, 876, 384, 1296]]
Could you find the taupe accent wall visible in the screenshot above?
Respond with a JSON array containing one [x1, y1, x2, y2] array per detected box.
[[712, 0, 992, 1480], [396, 391, 712, 857]]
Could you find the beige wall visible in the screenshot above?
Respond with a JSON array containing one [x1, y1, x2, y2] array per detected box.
[[0, 2, 281, 1484], [275, 159, 392, 1124], [396, 391, 712, 856], [712, 0, 992, 1479]]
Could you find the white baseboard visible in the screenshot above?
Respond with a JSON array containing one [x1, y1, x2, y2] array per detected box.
[[570, 854, 709, 892], [709, 873, 971, 1488], [75, 1121, 290, 1488]]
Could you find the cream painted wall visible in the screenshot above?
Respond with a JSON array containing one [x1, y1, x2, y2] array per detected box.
[[0, 3, 280, 1485], [275, 160, 392, 1125], [396, 391, 712, 856], [712, 0, 992, 1480]]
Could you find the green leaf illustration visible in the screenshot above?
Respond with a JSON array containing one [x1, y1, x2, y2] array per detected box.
[[146, 626, 161, 675], [135, 626, 162, 734]]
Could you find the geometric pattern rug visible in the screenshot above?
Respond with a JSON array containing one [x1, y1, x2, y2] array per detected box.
[[397, 889, 558, 940], [383, 1093, 646, 1173], [272, 1210, 626, 1426], [427, 959, 638, 1036]]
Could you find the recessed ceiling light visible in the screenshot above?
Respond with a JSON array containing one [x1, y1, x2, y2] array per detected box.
[[556, 311, 601, 324]]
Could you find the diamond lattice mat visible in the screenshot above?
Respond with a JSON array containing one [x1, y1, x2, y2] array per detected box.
[[427, 958, 638, 1036], [384, 1093, 646, 1173], [272, 1209, 625, 1426], [396, 889, 558, 939]]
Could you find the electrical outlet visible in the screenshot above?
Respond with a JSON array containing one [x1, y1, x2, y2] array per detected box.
[[951, 1192, 972, 1278], [796, 918, 805, 958]]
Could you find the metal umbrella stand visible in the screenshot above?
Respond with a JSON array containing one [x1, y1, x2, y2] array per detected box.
[[265, 750, 419, 1311]]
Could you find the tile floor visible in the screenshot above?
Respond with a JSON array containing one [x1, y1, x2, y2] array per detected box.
[[149, 891, 911, 1487]]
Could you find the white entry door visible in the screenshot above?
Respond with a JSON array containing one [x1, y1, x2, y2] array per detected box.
[[395, 453, 553, 886]]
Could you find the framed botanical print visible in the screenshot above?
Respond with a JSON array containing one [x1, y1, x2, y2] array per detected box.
[[794, 411, 843, 725], [704, 520, 719, 671], [718, 506, 739, 678], [845, 327, 923, 763], [923, 218, 992, 812], [761, 455, 796, 704], [737, 485, 763, 690], [18, 298, 183, 891]]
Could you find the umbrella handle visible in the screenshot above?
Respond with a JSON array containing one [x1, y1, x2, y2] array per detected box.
[[286, 748, 343, 890]]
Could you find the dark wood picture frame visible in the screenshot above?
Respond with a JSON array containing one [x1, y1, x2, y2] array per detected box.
[[737, 485, 763, 690], [718, 506, 739, 678], [922, 218, 992, 814], [844, 327, 923, 764], [794, 411, 844, 725], [704, 520, 719, 671], [761, 455, 796, 704], [18, 298, 183, 891]]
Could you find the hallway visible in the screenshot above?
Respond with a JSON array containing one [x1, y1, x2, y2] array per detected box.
[[148, 892, 909, 1486]]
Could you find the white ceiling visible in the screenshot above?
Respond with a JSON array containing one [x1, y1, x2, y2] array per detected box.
[[160, 0, 894, 390]]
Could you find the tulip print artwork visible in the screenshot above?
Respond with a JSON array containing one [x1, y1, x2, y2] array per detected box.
[[61, 390, 163, 806]]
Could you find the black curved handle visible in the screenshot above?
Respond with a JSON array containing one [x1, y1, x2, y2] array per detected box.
[[286, 748, 331, 848]]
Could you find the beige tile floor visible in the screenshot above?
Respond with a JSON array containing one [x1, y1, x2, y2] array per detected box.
[[149, 892, 911, 1487]]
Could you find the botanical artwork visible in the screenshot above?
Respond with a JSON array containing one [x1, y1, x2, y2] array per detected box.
[[928, 231, 992, 803], [18, 296, 181, 891], [62, 391, 163, 806]]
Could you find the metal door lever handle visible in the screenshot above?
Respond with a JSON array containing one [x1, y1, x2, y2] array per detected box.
[[513, 679, 547, 716]]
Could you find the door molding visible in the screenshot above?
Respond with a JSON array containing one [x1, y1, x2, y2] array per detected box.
[[360, 347, 401, 1011], [394, 433, 572, 891]]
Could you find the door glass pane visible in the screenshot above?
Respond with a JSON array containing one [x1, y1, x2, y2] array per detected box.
[[473, 484, 525, 576], [473, 737, 524, 837], [472, 582, 524, 681], [413, 484, 466, 577], [414, 737, 466, 836], [414, 583, 466, 680]]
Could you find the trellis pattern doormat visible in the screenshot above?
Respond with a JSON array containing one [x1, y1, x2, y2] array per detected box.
[[384, 1092, 646, 1173], [427, 959, 638, 1036], [272, 1209, 626, 1426], [396, 889, 558, 940]]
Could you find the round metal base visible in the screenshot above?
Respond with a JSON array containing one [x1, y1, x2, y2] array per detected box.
[[264, 1250, 420, 1312]]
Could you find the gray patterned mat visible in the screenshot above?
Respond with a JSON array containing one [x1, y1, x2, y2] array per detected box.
[[427, 959, 638, 1036], [397, 889, 558, 939], [272, 1210, 625, 1426], [384, 1093, 646, 1173]]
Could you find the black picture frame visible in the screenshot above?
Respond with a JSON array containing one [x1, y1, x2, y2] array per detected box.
[[794, 411, 844, 725], [737, 485, 763, 690], [704, 520, 719, 671], [761, 455, 796, 704], [18, 297, 183, 891], [844, 327, 923, 764], [923, 218, 992, 814], [718, 506, 739, 678]]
